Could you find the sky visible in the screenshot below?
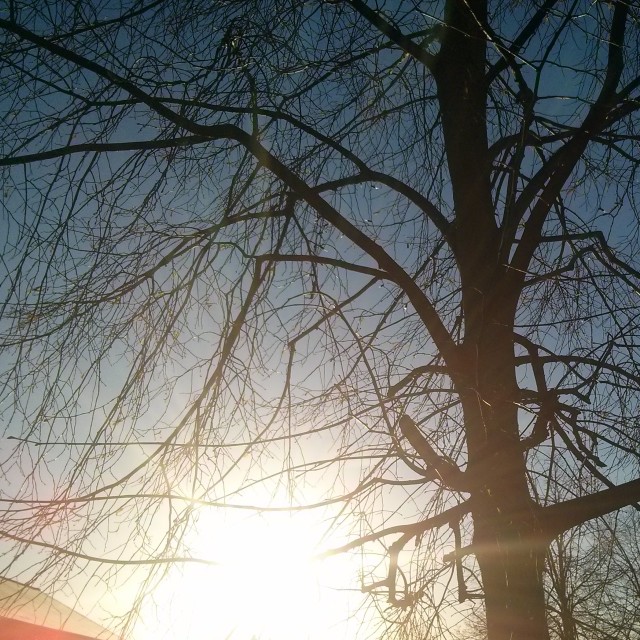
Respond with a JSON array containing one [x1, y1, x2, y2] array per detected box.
[[1, 1, 639, 640]]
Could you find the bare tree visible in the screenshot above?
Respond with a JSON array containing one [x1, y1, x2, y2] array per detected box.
[[1, 1, 640, 639], [547, 508, 640, 640], [456, 509, 640, 640]]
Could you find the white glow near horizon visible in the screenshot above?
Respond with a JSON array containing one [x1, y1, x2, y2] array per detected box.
[[134, 509, 365, 640]]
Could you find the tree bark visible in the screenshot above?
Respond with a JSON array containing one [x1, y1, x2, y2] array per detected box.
[[473, 481, 550, 640], [477, 537, 549, 640], [459, 316, 550, 640]]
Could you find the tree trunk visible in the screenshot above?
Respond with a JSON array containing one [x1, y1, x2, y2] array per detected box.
[[435, 3, 557, 637], [459, 317, 551, 640], [474, 488, 550, 640]]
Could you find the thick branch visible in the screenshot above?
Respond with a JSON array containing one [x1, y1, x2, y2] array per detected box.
[[508, 1, 630, 279], [445, 478, 640, 563], [514, 331, 640, 390], [387, 363, 449, 397], [238, 137, 459, 364], [318, 501, 471, 558], [361, 531, 418, 608], [348, 0, 436, 69], [153, 97, 452, 238], [486, 0, 560, 85], [541, 477, 640, 538], [0, 136, 208, 166], [399, 415, 469, 491], [256, 254, 387, 279]]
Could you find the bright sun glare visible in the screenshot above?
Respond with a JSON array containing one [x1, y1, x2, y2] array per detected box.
[[137, 510, 362, 640]]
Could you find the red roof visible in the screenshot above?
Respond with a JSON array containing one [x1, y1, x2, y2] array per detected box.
[[0, 615, 105, 640], [0, 579, 118, 640]]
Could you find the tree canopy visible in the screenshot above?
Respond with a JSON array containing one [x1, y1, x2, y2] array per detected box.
[[1, 2, 639, 640]]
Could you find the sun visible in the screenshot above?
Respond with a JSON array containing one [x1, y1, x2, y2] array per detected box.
[[209, 512, 327, 640], [136, 509, 363, 640]]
